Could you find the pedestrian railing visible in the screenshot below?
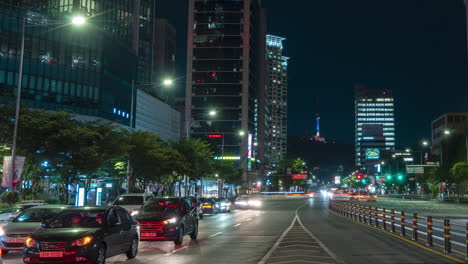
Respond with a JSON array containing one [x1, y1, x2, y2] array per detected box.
[[329, 201, 468, 259]]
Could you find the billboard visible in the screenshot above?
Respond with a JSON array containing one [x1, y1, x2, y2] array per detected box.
[[292, 174, 307, 180], [334, 176, 341, 185], [365, 149, 380, 160]]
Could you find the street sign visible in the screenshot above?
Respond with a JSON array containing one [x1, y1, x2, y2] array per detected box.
[[406, 166, 424, 174], [2, 156, 25, 188]]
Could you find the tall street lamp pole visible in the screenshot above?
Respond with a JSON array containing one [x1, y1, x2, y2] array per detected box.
[[10, 16, 26, 190]]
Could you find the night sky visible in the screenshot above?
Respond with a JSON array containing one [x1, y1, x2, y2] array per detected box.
[[159, 0, 468, 146]]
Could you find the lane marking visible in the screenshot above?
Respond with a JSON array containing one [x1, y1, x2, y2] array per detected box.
[[234, 223, 241, 227], [257, 214, 297, 264], [328, 209, 465, 264], [247, 218, 252, 221], [209, 232, 223, 237], [164, 245, 189, 256]]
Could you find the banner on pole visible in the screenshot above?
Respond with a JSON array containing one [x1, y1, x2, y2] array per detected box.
[[2, 156, 25, 188]]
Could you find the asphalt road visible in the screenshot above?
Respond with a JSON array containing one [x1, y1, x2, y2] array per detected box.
[[3, 198, 459, 264]]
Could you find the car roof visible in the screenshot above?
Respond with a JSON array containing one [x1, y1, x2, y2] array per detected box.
[[25, 204, 70, 209], [149, 197, 182, 201], [17, 203, 47, 206], [61, 206, 110, 212], [117, 193, 150, 197]]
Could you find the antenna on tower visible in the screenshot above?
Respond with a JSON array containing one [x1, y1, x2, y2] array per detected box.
[[315, 114, 320, 137]]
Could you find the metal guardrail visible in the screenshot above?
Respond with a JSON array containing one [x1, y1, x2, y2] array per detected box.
[[329, 201, 468, 258]]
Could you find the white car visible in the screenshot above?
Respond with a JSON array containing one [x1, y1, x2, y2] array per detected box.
[[0, 202, 47, 223], [113, 193, 153, 216]]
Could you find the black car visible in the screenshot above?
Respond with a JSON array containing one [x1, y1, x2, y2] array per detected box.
[[199, 198, 219, 215], [23, 206, 139, 264], [136, 198, 198, 245], [215, 198, 231, 213], [187, 197, 204, 219]]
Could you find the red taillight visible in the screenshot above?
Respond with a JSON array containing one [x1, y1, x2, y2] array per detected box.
[[24, 257, 31, 263], [75, 257, 87, 262]]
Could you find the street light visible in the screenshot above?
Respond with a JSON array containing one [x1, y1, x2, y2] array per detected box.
[[405, 148, 411, 153], [238, 131, 246, 136], [444, 129, 451, 135], [422, 141, 429, 146], [71, 16, 86, 25], [209, 110, 217, 117], [163, 79, 173, 86]]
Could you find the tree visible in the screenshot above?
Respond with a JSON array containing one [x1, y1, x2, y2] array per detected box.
[[1, 192, 19, 208], [450, 162, 468, 194]]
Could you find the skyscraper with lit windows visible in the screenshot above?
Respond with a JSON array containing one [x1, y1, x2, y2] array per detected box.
[[266, 35, 288, 168], [185, 0, 266, 184], [354, 85, 395, 169]]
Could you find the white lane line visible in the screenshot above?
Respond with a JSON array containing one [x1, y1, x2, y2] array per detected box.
[[247, 218, 252, 221], [164, 245, 188, 256], [257, 216, 296, 264], [209, 232, 223, 237], [234, 223, 241, 227]]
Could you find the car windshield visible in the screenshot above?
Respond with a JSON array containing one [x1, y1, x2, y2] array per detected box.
[[47, 210, 105, 228], [13, 204, 37, 213], [141, 200, 179, 212], [114, 196, 143, 205], [14, 208, 62, 223]]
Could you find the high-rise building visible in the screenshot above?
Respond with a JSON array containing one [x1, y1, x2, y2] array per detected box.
[[265, 35, 288, 168], [185, 0, 266, 184], [354, 85, 395, 170], [431, 113, 468, 155], [0, 0, 179, 135], [152, 18, 176, 104]]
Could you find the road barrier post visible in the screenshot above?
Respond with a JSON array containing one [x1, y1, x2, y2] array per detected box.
[[427, 216, 433, 247], [465, 223, 468, 262], [391, 209, 395, 233], [444, 219, 451, 253], [368, 206, 372, 225], [346, 203, 350, 218], [363, 206, 367, 224], [352, 204, 357, 220], [412, 213, 418, 241], [375, 207, 379, 228], [359, 205, 362, 222], [382, 208, 387, 230], [400, 212, 406, 237]]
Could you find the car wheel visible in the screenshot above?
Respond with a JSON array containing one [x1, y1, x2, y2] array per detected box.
[[174, 226, 184, 245], [94, 244, 106, 264], [126, 237, 138, 259], [190, 222, 198, 240]]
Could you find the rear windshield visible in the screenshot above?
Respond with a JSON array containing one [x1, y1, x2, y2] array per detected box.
[[199, 198, 212, 203], [141, 200, 179, 213], [114, 196, 143, 205], [47, 210, 105, 228], [14, 208, 62, 223]]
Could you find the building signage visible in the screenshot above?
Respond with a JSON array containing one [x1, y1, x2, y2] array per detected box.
[[365, 149, 380, 160], [2, 156, 25, 188], [406, 166, 424, 174], [292, 174, 307, 180], [334, 176, 341, 185], [208, 134, 223, 138]]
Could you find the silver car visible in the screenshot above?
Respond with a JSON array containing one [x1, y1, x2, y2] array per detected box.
[[0, 204, 69, 255], [113, 193, 153, 216]]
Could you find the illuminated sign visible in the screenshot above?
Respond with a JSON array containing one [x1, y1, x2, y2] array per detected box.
[[208, 134, 223, 138], [292, 174, 307, 180], [403, 157, 414, 162], [334, 176, 341, 185], [214, 156, 240, 160], [77, 188, 85, 206], [365, 148, 380, 160]]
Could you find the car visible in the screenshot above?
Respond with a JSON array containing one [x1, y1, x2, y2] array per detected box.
[[112, 193, 153, 217], [199, 198, 219, 215], [0, 201, 48, 222], [136, 197, 198, 245], [215, 198, 231, 213], [234, 196, 262, 209], [23, 206, 139, 264], [0, 204, 70, 255], [187, 197, 204, 219]]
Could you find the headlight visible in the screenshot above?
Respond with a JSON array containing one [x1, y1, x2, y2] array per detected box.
[[71, 236, 93, 247], [163, 218, 177, 225], [131, 210, 139, 216], [248, 200, 262, 207], [220, 202, 227, 206], [235, 201, 247, 206], [0, 227, 5, 236], [25, 237, 38, 248]]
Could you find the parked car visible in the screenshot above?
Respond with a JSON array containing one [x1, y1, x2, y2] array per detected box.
[[215, 198, 231, 213], [136, 197, 198, 245], [23, 206, 139, 264], [113, 193, 153, 216], [0, 204, 69, 255], [187, 197, 204, 219], [199, 198, 219, 215]]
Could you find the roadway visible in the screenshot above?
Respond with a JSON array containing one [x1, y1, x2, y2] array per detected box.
[[3, 198, 458, 264]]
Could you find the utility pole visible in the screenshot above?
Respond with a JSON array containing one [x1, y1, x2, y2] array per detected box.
[[126, 80, 135, 193]]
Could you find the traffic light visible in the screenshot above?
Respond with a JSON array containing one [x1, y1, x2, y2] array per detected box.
[[386, 174, 392, 180], [356, 173, 363, 180], [361, 178, 367, 184], [397, 174, 404, 181]]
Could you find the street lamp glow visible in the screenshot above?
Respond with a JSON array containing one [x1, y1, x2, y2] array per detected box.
[[381, 161, 385, 165], [444, 130, 451, 135], [209, 110, 217, 117], [238, 131, 246, 136], [405, 148, 411, 153], [71, 16, 86, 25], [422, 141, 429, 146], [215, 173, 219, 178], [163, 79, 173, 86]]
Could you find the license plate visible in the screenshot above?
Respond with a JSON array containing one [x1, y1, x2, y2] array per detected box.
[[7, 238, 25, 243], [40, 251, 63, 258], [141, 232, 156, 237]]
